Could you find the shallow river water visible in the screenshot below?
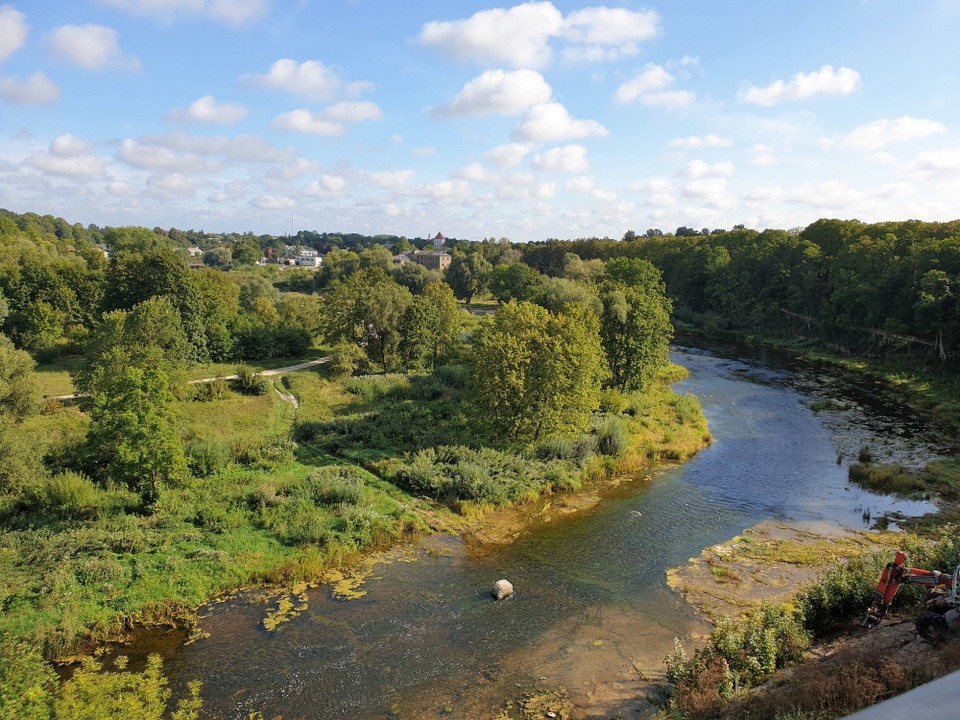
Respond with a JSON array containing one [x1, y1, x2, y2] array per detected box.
[[161, 345, 945, 719]]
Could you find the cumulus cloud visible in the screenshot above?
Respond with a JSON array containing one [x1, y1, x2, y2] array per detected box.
[[0, 4, 29, 62], [167, 95, 248, 124], [531, 144, 589, 173], [25, 134, 107, 178], [47, 24, 140, 70], [486, 142, 531, 168], [0, 70, 59, 104], [682, 159, 734, 179], [271, 109, 343, 136], [615, 63, 695, 108], [100, 0, 269, 27], [433, 69, 552, 117], [669, 133, 732, 149], [118, 138, 221, 173], [419, 2, 563, 69], [301, 174, 346, 196], [419, 3, 660, 68], [512, 102, 607, 142], [143, 132, 293, 164], [565, 175, 595, 193], [739, 65, 860, 106], [827, 116, 947, 152], [560, 7, 658, 62], [146, 172, 204, 200], [322, 100, 383, 122], [908, 148, 960, 179], [371, 170, 414, 190], [681, 178, 735, 209], [271, 101, 382, 135], [242, 59, 348, 100], [456, 162, 496, 183], [252, 193, 295, 210]]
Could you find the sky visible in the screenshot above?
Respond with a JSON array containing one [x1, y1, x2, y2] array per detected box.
[[1, 1, 959, 243]]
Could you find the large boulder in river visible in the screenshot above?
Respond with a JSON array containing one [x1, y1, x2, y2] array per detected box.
[[491, 579, 513, 601]]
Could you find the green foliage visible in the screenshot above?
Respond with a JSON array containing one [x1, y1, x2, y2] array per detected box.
[[446, 251, 493, 303], [54, 655, 201, 720], [599, 259, 673, 392], [0, 332, 39, 420], [471, 301, 606, 442], [35, 470, 103, 519], [192, 378, 230, 401], [0, 637, 56, 720], [234, 364, 270, 395], [797, 556, 883, 634], [83, 361, 188, 502], [399, 282, 464, 369], [184, 438, 231, 477], [328, 341, 369, 379], [532, 434, 595, 463], [593, 415, 629, 457], [393, 445, 580, 506]]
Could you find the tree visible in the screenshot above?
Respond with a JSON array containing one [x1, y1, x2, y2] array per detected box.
[[83, 352, 187, 501], [599, 259, 673, 391], [321, 269, 413, 371], [472, 301, 605, 442], [401, 282, 464, 368], [446, 252, 492, 303], [490, 262, 543, 303], [0, 332, 39, 420]]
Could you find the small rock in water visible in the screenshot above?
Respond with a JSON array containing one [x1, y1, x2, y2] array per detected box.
[[491, 579, 514, 601]]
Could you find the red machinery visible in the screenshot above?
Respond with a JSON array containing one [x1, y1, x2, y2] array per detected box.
[[863, 551, 959, 640]]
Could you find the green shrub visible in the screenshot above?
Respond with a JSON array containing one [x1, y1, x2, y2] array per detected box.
[[192, 379, 230, 401], [599, 388, 627, 414], [533, 434, 595, 463], [594, 416, 629, 457], [329, 342, 369, 379], [0, 638, 55, 720], [233, 436, 297, 468], [38, 470, 101, 519], [798, 556, 883, 634], [234, 365, 269, 395], [185, 438, 230, 477], [293, 466, 366, 506], [343, 375, 408, 402]]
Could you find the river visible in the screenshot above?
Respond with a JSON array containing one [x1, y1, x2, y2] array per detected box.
[[160, 345, 944, 719]]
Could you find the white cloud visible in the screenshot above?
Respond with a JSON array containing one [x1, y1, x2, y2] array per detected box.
[[252, 193, 295, 210], [561, 7, 658, 46], [167, 95, 248, 124], [105, 180, 138, 197], [750, 143, 776, 166], [433, 69, 552, 117], [908, 148, 960, 179], [681, 178, 735, 209], [242, 59, 345, 100], [47, 24, 140, 70], [118, 138, 220, 173], [828, 116, 947, 152], [271, 101, 381, 135], [0, 4, 29, 62], [322, 100, 383, 122], [456, 162, 495, 182], [565, 175, 595, 193], [413, 146, 437, 156], [531, 144, 589, 173], [371, 170, 414, 190], [418, 2, 563, 69], [592, 187, 616, 202], [560, 7, 658, 62], [271, 109, 343, 136], [302, 174, 346, 196], [682, 159, 734, 179], [512, 102, 607, 142], [669, 134, 732, 149], [0, 70, 59, 104], [486, 142, 531, 168], [146, 172, 204, 200], [615, 63, 695, 108], [100, 0, 269, 27], [50, 133, 94, 158], [534, 181, 556, 199], [739, 65, 860, 106], [25, 135, 106, 178], [144, 132, 293, 164]]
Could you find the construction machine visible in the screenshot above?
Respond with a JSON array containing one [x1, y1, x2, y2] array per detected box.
[[862, 550, 960, 640]]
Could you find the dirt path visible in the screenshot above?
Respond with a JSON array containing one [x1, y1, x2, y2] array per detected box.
[[52, 355, 331, 401]]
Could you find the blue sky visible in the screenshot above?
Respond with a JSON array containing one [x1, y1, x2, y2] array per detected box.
[[1, 1, 958, 242]]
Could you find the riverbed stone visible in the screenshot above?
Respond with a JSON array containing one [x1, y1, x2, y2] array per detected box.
[[491, 579, 513, 600]]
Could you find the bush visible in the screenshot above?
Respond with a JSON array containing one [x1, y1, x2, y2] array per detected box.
[[293, 466, 366, 506], [798, 556, 883, 634], [185, 438, 230, 477], [233, 435, 297, 468], [533, 434, 595, 463], [329, 342, 369, 379], [38, 470, 101, 519], [594, 416, 629, 457], [234, 364, 269, 395], [192, 379, 230, 401]]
